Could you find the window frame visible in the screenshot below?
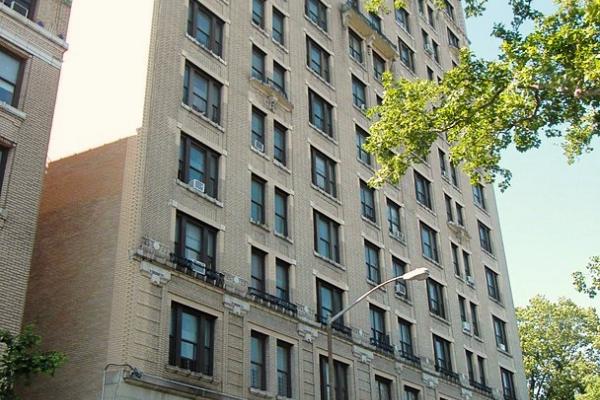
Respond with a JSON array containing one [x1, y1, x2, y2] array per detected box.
[[420, 222, 439, 263], [0, 145, 8, 195], [351, 75, 367, 108], [373, 51, 386, 81], [365, 241, 381, 284], [250, 331, 267, 390], [251, 247, 266, 292], [432, 334, 453, 372], [175, 212, 218, 269], [395, 7, 410, 33], [274, 188, 289, 237], [252, 0, 266, 28], [306, 37, 331, 82], [387, 199, 402, 237], [473, 184, 486, 209], [178, 133, 219, 198], [275, 259, 291, 301], [398, 318, 414, 357], [501, 368, 517, 400], [493, 316, 508, 351], [478, 221, 493, 254], [427, 278, 446, 318], [308, 89, 334, 136], [183, 62, 222, 124], [486, 267, 501, 301], [311, 148, 337, 197], [356, 125, 371, 165], [187, 1, 224, 56], [360, 180, 376, 223], [277, 340, 293, 397], [398, 39, 415, 72], [251, 45, 266, 81], [272, 7, 285, 46], [273, 121, 288, 166], [316, 278, 344, 324], [319, 356, 348, 400], [306, 0, 328, 31], [314, 211, 340, 263], [0, 44, 24, 108], [414, 171, 433, 209], [375, 375, 392, 400], [251, 175, 266, 224], [348, 29, 364, 64]]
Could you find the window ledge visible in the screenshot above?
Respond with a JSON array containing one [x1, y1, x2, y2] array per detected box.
[[0, 102, 26, 120], [389, 232, 407, 246], [308, 122, 337, 144], [489, 296, 504, 307], [349, 54, 368, 72], [274, 231, 293, 244], [249, 387, 274, 399], [361, 216, 380, 230], [276, 396, 293, 400], [0, 4, 68, 48], [181, 103, 225, 132], [366, 279, 385, 291], [185, 33, 227, 65], [250, 219, 270, 232], [251, 145, 270, 160], [176, 180, 224, 208], [310, 183, 341, 205], [473, 335, 484, 344], [271, 38, 289, 54], [273, 160, 291, 174], [353, 103, 369, 117], [423, 255, 442, 269], [357, 158, 375, 171], [395, 22, 413, 39], [251, 22, 270, 39], [306, 66, 336, 90], [482, 249, 496, 260], [0, 207, 7, 222], [304, 15, 332, 40], [429, 313, 451, 326], [395, 294, 412, 305], [497, 347, 512, 358], [416, 201, 436, 217], [164, 364, 214, 383], [313, 251, 345, 271], [474, 202, 489, 215]]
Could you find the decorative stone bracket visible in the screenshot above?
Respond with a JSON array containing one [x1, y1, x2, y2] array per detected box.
[[352, 345, 374, 364], [140, 261, 171, 287], [297, 324, 319, 343], [223, 295, 250, 317]]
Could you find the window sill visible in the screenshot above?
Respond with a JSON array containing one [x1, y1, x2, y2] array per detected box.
[[416, 201, 436, 217], [422, 255, 442, 269], [474, 202, 490, 215], [164, 364, 214, 383], [250, 219, 270, 232], [482, 249, 496, 260], [249, 387, 274, 399], [181, 103, 225, 132], [349, 54, 368, 72], [395, 293, 412, 305], [357, 158, 375, 171], [185, 33, 227, 65], [251, 22, 270, 39], [313, 251, 345, 271], [367, 279, 385, 291], [304, 15, 332, 40], [176, 179, 224, 208], [361, 215, 380, 230], [274, 231, 293, 244], [251, 145, 270, 160], [429, 313, 451, 326], [273, 159, 291, 174], [310, 183, 341, 205], [395, 22, 413, 39], [497, 347, 512, 358], [271, 38, 289, 54], [0, 101, 26, 120], [389, 232, 407, 246], [306, 66, 335, 90], [489, 296, 504, 308], [353, 103, 369, 117], [308, 122, 337, 144]]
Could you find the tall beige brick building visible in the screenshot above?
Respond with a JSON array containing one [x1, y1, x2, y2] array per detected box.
[[0, 0, 70, 334], [23, 0, 527, 399]]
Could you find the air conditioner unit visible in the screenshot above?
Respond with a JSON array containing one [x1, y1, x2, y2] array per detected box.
[[424, 43, 434, 55], [499, 343, 507, 352], [466, 275, 475, 285], [360, 103, 367, 111], [253, 139, 265, 153], [189, 259, 206, 275], [9, 1, 29, 17], [395, 282, 407, 296], [462, 321, 471, 332], [189, 179, 206, 193], [391, 226, 401, 238]]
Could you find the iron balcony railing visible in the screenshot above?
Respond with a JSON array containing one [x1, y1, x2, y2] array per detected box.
[[397, 347, 421, 367], [169, 253, 225, 288], [435, 364, 460, 384], [315, 314, 353, 337], [247, 287, 297, 315], [370, 334, 395, 355], [470, 379, 493, 396]]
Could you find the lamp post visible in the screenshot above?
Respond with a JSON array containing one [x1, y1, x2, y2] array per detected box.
[[326, 267, 429, 400]]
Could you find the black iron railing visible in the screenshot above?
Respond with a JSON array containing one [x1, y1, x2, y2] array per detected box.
[[370, 334, 395, 355], [315, 314, 353, 337], [470, 379, 493, 396], [435, 364, 460, 384], [247, 287, 298, 315], [397, 348, 421, 367], [169, 253, 225, 288]]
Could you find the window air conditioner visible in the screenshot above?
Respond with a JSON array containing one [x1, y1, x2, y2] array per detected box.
[[9, 1, 29, 17], [499, 343, 507, 352], [466, 275, 475, 285], [395, 282, 407, 296], [189, 259, 206, 275], [253, 139, 265, 153], [424, 43, 434, 55], [189, 179, 206, 193], [462, 321, 471, 332]]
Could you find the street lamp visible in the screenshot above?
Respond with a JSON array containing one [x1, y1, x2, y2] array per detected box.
[[326, 267, 430, 400]]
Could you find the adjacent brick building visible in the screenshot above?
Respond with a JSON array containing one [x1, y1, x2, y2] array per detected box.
[[23, 0, 527, 399], [0, 0, 70, 334]]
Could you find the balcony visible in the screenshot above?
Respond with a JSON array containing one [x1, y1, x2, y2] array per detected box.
[[370, 334, 395, 355], [470, 379, 493, 396], [249, 74, 292, 112], [169, 253, 225, 289], [315, 314, 353, 338], [341, 0, 398, 60], [435, 365, 460, 384], [247, 287, 298, 316]]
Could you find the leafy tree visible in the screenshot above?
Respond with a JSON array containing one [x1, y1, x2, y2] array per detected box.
[[0, 325, 66, 399], [577, 375, 600, 400], [362, 0, 599, 190], [516, 296, 600, 400], [573, 255, 600, 299]]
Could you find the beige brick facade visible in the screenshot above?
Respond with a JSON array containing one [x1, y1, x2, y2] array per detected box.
[[0, 0, 70, 334], [22, 1, 527, 399]]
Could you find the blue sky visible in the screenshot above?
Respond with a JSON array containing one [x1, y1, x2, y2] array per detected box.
[[465, 1, 600, 308]]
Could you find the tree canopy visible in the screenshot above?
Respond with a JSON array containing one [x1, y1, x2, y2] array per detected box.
[[573, 255, 600, 299], [516, 296, 600, 400], [364, 0, 599, 190]]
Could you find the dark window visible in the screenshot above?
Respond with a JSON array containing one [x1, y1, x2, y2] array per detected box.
[[393, 258, 408, 297], [317, 279, 344, 323], [373, 52, 386, 80], [466, 350, 475, 382], [404, 386, 419, 400], [458, 295, 467, 323], [178, 134, 219, 198], [473, 184, 486, 209], [274, 188, 289, 237], [444, 194, 454, 222], [414, 171, 432, 209], [252, 45, 266, 81], [188, 1, 224, 56], [1, 0, 34, 18], [250, 331, 267, 389], [370, 305, 387, 345], [311, 148, 337, 196], [433, 335, 453, 372], [352, 76, 366, 108], [365, 241, 381, 283], [486, 267, 501, 301], [387, 200, 402, 238], [252, 0, 265, 27], [272, 61, 286, 95], [420, 222, 439, 263], [398, 318, 414, 357], [456, 203, 464, 226], [427, 278, 446, 318], [427, 6, 435, 28], [448, 28, 460, 48], [398, 39, 415, 72], [477, 356, 487, 385], [450, 162, 459, 186], [277, 341, 292, 397], [306, 0, 328, 31], [501, 368, 516, 400], [368, 12, 382, 33], [251, 107, 266, 151], [451, 243, 460, 276], [438, 149, 448, 177], [276, 259, 290, 301], [175, 212, 217, 270], [432, 40, 440, 63], [470, 302, 480, 336], [375, 376, 392, 400], [444, 0, 455, 20], [169, 303, 215, 374], [478, 221, 493, 254], [0, 146, 8, 195], [251, 175, 266, 224], [417, 0, 425, 14], [251, 247, 266, 291], [273, 122, 287, 165], [309, 90, 334, 135], [272, 8, 285, 45], [307, 37, 331, 81], [319, 356, 348, 400], [348, 29, 363, 63], [463, 251, 472, 277], [493, 316, 508, 351], [183, 62, 222, 124], [356, 126, 371, 165], [360, 180, 376, 222], [427, 66, 435, 81], [314, 211, 340, 262], [395, 7, 410, 33]]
